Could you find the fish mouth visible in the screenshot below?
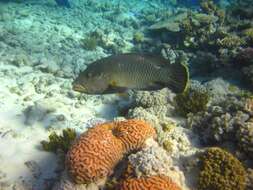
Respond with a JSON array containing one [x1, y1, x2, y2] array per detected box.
[[72, 84, 87, 92]]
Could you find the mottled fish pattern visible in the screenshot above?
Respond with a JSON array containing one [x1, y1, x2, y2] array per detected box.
[[72, 53, 189, 94]]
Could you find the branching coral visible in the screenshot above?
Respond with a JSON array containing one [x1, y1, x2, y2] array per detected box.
[[118, 175, 181, 190], [235, 47, 253, 67], [217, 35, 245, 49], [187, 95, 251, 144], [174, 83, 210, 116], [198, 147, 246, 190], [237, 118, 253, 158], [41, 128, 77, 153]]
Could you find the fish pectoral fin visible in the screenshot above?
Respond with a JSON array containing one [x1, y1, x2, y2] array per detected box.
[[147, 81, 164, 89], [103, 84, 128, 94], [109, 80, 118, 87]]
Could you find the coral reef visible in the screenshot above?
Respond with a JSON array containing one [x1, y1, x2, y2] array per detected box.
[[242, 65, 253, 88], [246, 168, 253, 190], [126, 139, 188, 189], [41, 128, 77, 153], [174, 83, 210, 116], [66, 122, 124, 184], [52, 170, 99, 190], [198, 147, 246, 190], [237, 118, 253, 158], [235, 48, 253, 67], [187, 95, 251, 144], [118, 175, 181, 190], [65, 119, 156, 184], [81, 36, 98, 51], [114, 119, 156, 153]]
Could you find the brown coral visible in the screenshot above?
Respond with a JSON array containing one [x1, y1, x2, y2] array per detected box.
[[118, 175, 181, 190], [65, 122, 124, 184], [114, 119, 156, 153]]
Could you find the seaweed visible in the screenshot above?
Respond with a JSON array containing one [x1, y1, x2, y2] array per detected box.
[[41, 128, 77, 153], [81, 36, 98, 50]]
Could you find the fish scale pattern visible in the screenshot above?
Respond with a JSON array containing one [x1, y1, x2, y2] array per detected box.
[[65, 123, 124, 184], [118, 175, 181, 190], [114, 119, 157, 153], [65, 119, 157, 184]]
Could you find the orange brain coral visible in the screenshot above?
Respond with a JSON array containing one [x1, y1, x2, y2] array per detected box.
[[118, 175, 181, 190], [65, 122, 124, 184], [114, 119, 156, 153]]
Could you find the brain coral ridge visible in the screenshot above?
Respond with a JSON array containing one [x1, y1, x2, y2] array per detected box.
[[66, 122, 124, 184], [118, 175, 181, 190], [114, 119, 156, 153], [66, 119, 156, 184]]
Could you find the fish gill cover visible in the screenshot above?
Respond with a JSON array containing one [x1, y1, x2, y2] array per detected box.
[[0, 0, 253, 190]]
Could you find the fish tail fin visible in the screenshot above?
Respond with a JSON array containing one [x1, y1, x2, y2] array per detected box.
[[163, 63, 189, 93]]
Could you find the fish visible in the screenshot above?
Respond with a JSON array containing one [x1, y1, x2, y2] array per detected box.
[[72, 53, 189, 94], [55, 0, 70, 8]]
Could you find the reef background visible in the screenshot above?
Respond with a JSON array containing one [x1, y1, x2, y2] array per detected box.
[[0, 0, 252, 189]]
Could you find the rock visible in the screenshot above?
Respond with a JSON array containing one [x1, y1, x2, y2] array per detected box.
[[149, 12, 188, 32], [52, 170, 100, 190]]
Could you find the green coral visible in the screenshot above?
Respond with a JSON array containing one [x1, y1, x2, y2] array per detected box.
[[81, 36, 98, 50], [200, 0, 217, 14], [41, 128, 77, 153], [133, 32, 144, 43], [161, 121, 176, 133], [243, 28, 253, 43], [218, 35, 245, 49], [198, 147, 246, 190], [162, 140, 173, 153], [174, 86, 210, 116]]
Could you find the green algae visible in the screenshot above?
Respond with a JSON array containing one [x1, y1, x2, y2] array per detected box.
[[81, 36, 98, 50], [41, 128, 77, 153]]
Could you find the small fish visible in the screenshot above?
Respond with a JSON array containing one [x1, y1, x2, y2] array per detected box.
[[72, 53, 189, 94], [55, 0, 70, 8]]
